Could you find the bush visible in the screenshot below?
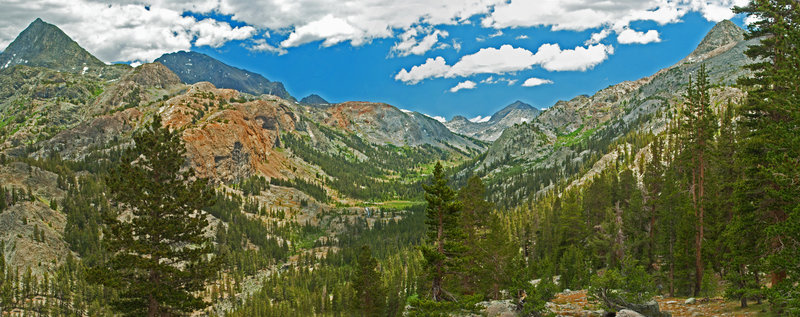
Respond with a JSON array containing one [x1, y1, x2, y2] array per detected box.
[[588, 262, 656, 312], [519, 277, 558, 317]]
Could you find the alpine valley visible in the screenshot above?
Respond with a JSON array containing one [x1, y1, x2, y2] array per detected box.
[[1, 5, 799, 317]]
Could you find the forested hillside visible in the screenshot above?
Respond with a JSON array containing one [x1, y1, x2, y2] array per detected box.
[[0, 1, 798, 317]]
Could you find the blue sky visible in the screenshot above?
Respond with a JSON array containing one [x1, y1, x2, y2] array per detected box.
[[0, 0, 751, 120]]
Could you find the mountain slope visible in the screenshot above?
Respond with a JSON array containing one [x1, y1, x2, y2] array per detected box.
[[316, 101, 484, 152], [463, 20, 751, 206], [445, 100, 540, 142], [155, 51, 293, 100], [0, 18, 105, 73]]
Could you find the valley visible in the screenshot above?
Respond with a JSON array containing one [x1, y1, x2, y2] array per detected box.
[[0, 5, 798, 317]]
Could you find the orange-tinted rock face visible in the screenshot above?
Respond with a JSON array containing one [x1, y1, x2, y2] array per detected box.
[[162, 82, 298, 182], [324, 101, 392, 131]]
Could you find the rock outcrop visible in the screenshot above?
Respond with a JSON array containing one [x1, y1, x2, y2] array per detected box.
[[162, 82, 298, 182], [320, 101, 484, 151]]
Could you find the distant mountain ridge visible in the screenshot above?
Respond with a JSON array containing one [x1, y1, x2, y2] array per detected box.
[[155, 51, 294, 101], [300, 94, 329, 106], [0, 18, 105, 73], [444, 100, 541, 142], [463, 20, 753, 206]]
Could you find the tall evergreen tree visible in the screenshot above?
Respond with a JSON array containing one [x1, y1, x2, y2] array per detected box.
[[680, 64, 716, 296], [352, 246, 385, 316], [480, 213, 518, 300], [457, 176, 492, 295], [643, 138, 664, 268], [104, 116, 219, 317], [734, 1, 800, 312], [421, 162, 463, 301]]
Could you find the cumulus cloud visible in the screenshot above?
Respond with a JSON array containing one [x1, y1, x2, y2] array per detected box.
[[534, 43, 613, 71], [450, 80, 477, 93], [521, 77, 554, 87], [281, 15, 362, 47], [481, 0, 746, 31], [247, 38, 288, 55], [394, 56, 450, 84], [448, 45, 538, 77], [392, 28, 449, 57], [395, 43, 613, 83], [0, 1, 255, 63], [617, 29, 661, 44], [586, 29, 611, 45], [0, 0, 749, 64]]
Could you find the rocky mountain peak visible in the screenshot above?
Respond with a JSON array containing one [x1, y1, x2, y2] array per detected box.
[[300, 94, 329, 106], [489, 100, 538, 124], [684, 20, 745, 62], [444, 100, 541, 142], [506, 100, 535, 110], [155, 51, 294, 101], [0, 18, 104, 72]]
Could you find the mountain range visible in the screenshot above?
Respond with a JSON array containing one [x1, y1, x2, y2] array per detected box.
[[155, 50, 294, 101], [444, 100, 541, 142], [0, 16, 755, 311]]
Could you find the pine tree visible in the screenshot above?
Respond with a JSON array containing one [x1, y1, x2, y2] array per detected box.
[[352, 246, 385, 316], [680, 64, 716, 296], [643, 138, 664, 268], [104, 116, 219, 317], [421, 161, 462, 301], [734, 1, 800, 312], [457, 176, 492, 295]]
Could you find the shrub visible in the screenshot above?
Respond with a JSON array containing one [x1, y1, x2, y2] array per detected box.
[[588, 262, 656, 312]]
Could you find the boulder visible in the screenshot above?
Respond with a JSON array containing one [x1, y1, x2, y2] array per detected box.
[[617, 309, 646, 317], [685, 298, 696, 305], [480, 300, 517, 317]]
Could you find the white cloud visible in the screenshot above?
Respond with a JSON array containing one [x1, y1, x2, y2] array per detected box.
[[695, 0, 750, 22], [449, 80, 477, 92], [516, 35, 529, 40], [617, 29, 661, 44], [281, 15, 362, 48], [521, 77, 554, 87], [394, 56, 450, 84], [247, 38, 288, 55], [192, 18, 255, 47], [586, 29, 611, 45], [469, 115, 491, 123], [481, 0, 744, 31], [392, 28, 449, 57], [482, 76, 517, 85], [0, 1, 255, 63], [395, 43, 613, 83], [0, 0, 748, 63], [231, 0, 500, 48], [489, 30, 503, 38], [452, 40, 462, 52], [534, 43, 613, 71], [448, 45, 538, 77]]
